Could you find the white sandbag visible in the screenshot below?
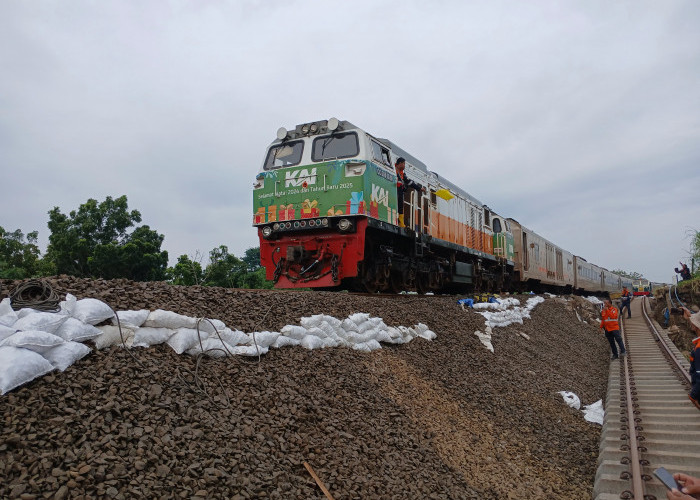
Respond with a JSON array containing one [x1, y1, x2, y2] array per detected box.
[[249, 331, 280, 348], [306, 326, 329, 339], [13, 312, 68, 334], [73, 298, 114, 325], [300, 335, 325, 350], [320, 337, 340, 348], [0, 324, 17, 342], [93, 325, 134, 349], [59, 294, 77, 316], [300, 315, 324, 329], [352, 339, 381, 352], [186, 337, 236, 357], [132, 327, 175, 348], [217, 328, 249, 346], [55, 317, 102, 342], [16, 308, 41, 319], [143, 309, 197, 329], [230, 344, 269, 357], [348, 312, 370, 324], [355, 321, 375, 334], [111, 310, 150, 329], [43, 342, 91, 372], [0, 346, 54, 395], [0, 330, 65, 354], [280, 325, 308, 340], [373, 329, 393, 344], [558, 391, 581, 410], [167, 328, 208, 354], [319, 315, 342, 328], [272, 336, 301, 348], [414, 323, 437, 340], [196, 318, 226, 334], [340, 318, 358, 332], [0, 298, 18, 327]]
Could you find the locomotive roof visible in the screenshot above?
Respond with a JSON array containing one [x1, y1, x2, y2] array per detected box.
[[377, 138, 485, 207]]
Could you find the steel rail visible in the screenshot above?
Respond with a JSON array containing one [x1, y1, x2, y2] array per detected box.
[[641, 296, 692, 385], [619, 317, 646, 500]]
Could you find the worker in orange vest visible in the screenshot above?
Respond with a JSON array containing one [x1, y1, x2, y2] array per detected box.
[[600, 298, 627, 360], [619, 286, 632, 318], [690, 336, 700, 410]]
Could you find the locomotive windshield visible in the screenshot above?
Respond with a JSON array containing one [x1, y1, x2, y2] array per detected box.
[[312, 132, 359, 161], [264, 140, 304, 170]]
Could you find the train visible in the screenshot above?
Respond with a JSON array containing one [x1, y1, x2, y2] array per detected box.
[[632, 279, 652, 296], [252, 118, 634, 295]]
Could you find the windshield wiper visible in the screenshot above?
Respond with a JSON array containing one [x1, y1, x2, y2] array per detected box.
[[320, 136, 335, 160]]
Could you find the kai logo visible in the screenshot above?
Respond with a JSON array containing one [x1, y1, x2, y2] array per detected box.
[[285, 168, 317, 188], [371, 184, 389, 207]]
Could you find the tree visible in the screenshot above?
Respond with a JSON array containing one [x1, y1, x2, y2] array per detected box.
[[167, 254, 205, 286], [0, 227, 42, 278], [612, 269, 644, 280], [203, 245, 245, 288], [46, 195, 167, 281], [241, 247, 262, 272]]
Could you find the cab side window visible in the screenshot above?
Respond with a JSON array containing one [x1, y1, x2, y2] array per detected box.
[[371, 141, 391, 166], [493, 218, 502, 233]]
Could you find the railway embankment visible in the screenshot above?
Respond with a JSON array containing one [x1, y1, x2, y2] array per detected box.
[[2, 277, 616, 499]]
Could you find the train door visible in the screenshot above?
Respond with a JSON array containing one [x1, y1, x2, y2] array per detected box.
[[545, 243, 554, 279], [405, 188, 428, 233], [523, 232, 529, 271], [556, 250, 563, 281]]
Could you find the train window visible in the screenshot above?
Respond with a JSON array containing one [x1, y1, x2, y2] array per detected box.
[[371, 141, 391, 166], [264, 140, 304, 170], [493, 218, 502, 233], [312, 132, 359, 161]]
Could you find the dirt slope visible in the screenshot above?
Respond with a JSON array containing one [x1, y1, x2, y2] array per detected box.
[[0, 277, 610, 499]]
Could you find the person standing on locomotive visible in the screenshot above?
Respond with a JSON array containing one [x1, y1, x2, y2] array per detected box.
[[619, 286, 632, 319], [600, 299, 627, 360], [395, 157, 426, 228]]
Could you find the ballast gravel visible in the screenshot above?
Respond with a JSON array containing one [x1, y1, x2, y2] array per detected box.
[[0, 277, 610, 499]]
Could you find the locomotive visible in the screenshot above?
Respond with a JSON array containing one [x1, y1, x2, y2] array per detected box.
[[252, 118, 632, 295]]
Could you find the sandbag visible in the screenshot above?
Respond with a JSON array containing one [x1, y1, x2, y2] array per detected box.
[[132, 327, 175, 347], [0, 298, 18, 327], [0, 346, 54, 395], [111, 310, 150, 329], [280, 325, 308, 340], [218, 328, 250, 346], [143, 309, 196, 329], [43, 342, 91, 372], [55, 317, 102, 342], [249, 331, 280, 348], [0, 324, 17, 342], [93, 325, 134, 349], [73, 298, 114, 325], [12, 312, 68, 334], [0, 330, 65, 354], [167, 328, 208, 355]]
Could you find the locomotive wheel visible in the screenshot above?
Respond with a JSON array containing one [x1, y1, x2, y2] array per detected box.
[[416, 273, 430, 294], [389, 271, 404, 294]]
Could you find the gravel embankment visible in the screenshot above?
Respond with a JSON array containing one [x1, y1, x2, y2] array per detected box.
[[0, 277, 610, 499]]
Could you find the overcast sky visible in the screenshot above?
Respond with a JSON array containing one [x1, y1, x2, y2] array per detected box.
[[2, 1, 699, 284]]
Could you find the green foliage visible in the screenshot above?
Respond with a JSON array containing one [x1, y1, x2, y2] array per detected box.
[[166, 246, 273, 289], [167, 254, 205, 286], [46, 195, 168, 281], [0, 226, 50, 279], [612, 269, 644, 280]]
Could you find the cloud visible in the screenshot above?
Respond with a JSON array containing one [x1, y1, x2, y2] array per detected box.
[[1, 1, 699, 283]]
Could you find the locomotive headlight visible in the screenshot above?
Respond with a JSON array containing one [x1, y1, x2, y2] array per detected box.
[[262, 226, 273, 238], [321, 218, 329, 226], [301, 124, 310, 134], [273, 223, 280, 230], [338, 218, 353, 232]]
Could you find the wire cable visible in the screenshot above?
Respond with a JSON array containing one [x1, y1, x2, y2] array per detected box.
[[8, 279, 61, 312]]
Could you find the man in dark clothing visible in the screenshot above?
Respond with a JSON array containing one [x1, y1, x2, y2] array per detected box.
[[690, 336, 700, 411], [675, 262, 692, 281], [619, 286, 632, 318], [395, 157, 426, 228]]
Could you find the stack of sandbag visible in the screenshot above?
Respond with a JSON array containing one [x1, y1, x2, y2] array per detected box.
[[1, 293, 437, 395], [0, 294, 107, 395], [474, 296, 545, 328]]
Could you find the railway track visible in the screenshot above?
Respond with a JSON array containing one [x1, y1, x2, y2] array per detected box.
[[594, 296, 700, 499]]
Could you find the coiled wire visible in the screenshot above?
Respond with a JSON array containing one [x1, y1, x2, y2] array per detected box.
[[8, 279, 61, 312]]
